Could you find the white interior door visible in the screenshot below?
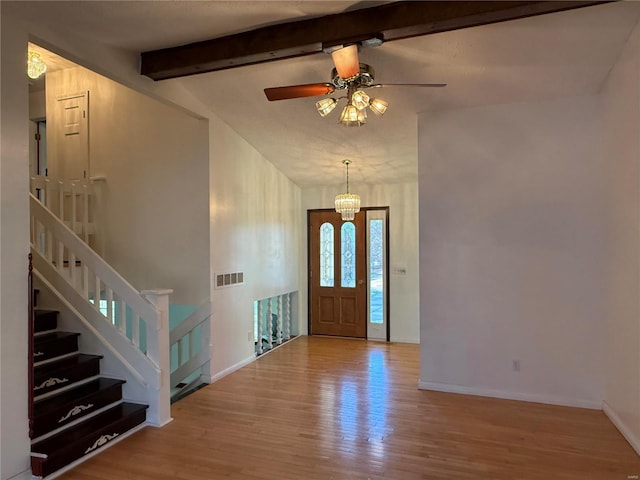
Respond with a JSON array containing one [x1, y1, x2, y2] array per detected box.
[[51, 92, 89, 180]]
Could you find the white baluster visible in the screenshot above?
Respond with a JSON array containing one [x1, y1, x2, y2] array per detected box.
[[177, 338, 183, 367], [106, 288, 114, 323], [71, 182, 78, 235], [119, 299, 127, 334], [285, 293, 292, 340], [266, 298, 273, 350], [82, 184, 90, 243], [70, 252, 77, 288], [58, 181, 65, 224], [132, 314, 140, 346], [277, 295, 283, 345], [189, 329, 196, 360], [257, 300, 263, 354], [94, 275, 101, 310], [83, 265, 89, 299], [46, 230, 53, 263], [57, 240, 64, 274]]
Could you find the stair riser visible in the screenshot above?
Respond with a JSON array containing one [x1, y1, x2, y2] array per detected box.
[[34, 335, 79, 362], [34, 359, 101, 396], [34, 311, 58, 333], [32, 384, 123, 438], [31, 408, 146, 478]]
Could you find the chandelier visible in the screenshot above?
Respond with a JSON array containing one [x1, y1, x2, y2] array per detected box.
[[27, 51, 47, 79], [335, 159, 361, 221]]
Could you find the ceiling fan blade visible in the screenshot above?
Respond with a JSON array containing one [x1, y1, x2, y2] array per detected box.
[[264, 83, 335, 101], [331, 45, 360, 80], [370, 83, 447, 88]]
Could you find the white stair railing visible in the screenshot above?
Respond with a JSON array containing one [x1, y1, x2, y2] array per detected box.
[[169, 301, 212, 392], [30, 175, 103, 252], [29, 193, 171, 426]]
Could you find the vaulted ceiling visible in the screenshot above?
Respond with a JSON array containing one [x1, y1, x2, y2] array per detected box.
[[17, 1, 640, 187]]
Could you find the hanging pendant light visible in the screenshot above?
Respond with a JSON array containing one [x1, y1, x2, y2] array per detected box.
[[27, 51, 47, 79], [335, 159, 361, 221]]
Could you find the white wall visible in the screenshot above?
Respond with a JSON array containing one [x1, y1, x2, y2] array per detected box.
[[601, 19, 640, 451], [45, 67, 210, 305], [0, 10, 303, 478], [418, 95, 606, 408], [0, 10, 32, 480], [209, 115, 301, 375], [302, 182, 420, 343]]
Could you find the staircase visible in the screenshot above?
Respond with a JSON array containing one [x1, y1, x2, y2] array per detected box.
[[30, 307, 148, 478]]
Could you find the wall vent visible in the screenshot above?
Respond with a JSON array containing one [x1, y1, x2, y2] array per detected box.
[[215, 271, 244, 289]]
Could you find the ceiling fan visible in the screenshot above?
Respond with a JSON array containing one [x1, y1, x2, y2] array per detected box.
[[263, 44, 446, 126]]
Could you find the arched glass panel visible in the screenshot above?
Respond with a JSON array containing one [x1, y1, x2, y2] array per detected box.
[[319, 222, 334, 287], [341, 222, 356, 288]]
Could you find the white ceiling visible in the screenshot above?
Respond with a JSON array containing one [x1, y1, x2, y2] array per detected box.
[[17, 1, 640, 187]]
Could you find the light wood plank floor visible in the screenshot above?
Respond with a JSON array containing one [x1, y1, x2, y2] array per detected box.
[[61, 336, 639, 480]]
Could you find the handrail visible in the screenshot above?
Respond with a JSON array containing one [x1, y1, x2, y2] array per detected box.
[[28, 253, 34, 439]]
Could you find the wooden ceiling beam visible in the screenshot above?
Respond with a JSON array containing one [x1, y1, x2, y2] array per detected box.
[[140, 1, 610, 81]]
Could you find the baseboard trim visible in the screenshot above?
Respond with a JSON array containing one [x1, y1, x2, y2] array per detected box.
[[209, 355, 256, 383], [390, 337, 419, 344], [603, 401, 640, 456], [418, 381, 602, 410]]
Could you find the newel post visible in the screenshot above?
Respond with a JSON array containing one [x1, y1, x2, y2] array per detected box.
[[141, 288, 173, 427]]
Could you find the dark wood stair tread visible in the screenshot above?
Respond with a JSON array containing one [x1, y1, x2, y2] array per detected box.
[[34, 378, 125, 416], [32, 402, 148, 455], [35, 353, 102, 376], [34, 331, 80, 344]]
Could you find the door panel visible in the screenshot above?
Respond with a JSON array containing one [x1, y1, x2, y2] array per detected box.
[[309, 210, 366, 337]]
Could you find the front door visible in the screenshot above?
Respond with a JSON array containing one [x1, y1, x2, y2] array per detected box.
[[309, 210, 366, 337]]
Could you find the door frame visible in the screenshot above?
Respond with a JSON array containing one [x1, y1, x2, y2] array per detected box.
[[307, 207, 390, 341]]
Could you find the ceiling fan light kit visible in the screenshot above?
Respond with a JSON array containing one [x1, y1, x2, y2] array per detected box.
[[264, 43, 445, 127]]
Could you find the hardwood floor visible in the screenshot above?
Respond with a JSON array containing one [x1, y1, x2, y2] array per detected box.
[[60, 336, 639, 480]]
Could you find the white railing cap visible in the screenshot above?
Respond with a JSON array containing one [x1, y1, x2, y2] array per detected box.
[[141, 289, 174, 296]]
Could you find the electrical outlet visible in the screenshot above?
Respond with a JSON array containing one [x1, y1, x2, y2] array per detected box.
[[248, 331, 253, 341], [512, 360, 521, 372]]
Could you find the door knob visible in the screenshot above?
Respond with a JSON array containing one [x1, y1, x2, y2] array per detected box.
[[358, 280, 364, 285]]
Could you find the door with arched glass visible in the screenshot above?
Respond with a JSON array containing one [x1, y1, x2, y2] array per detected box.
[[308, 210, 366, 337]]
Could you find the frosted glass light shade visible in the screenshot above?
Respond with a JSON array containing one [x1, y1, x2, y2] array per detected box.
[[339, 104, 364, 127], [351, 90, 370, 110], [27, 51, 47, 79], [316, 98, 338, 117], [369, 98, 388, 116], [335, 193, 361, 221], [331, 44, 359, 80]]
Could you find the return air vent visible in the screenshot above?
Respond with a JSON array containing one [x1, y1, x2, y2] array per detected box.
[[215, 272, 244, 289]]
